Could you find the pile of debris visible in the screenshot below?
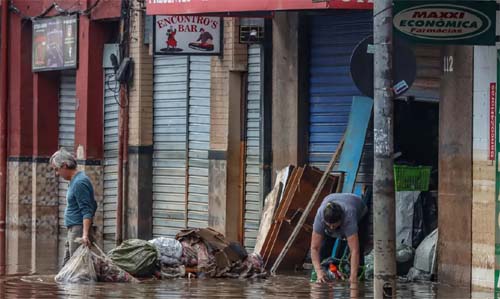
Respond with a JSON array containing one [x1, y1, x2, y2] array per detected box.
[[55, 227, 267, 284]]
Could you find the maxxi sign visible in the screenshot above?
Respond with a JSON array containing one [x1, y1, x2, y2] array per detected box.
[[393, 1, 496, 45]]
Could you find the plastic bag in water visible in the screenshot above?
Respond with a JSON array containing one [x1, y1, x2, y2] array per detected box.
[[55, 245, 97, 283], [149, 237, 183, 266]]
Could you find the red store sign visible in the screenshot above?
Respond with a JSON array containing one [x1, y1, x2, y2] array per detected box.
[[146, 0, 373, 15]]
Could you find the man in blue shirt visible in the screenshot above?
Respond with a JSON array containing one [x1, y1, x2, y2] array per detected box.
[[50, 148, 97, 266], [311, 193, 368, 283]]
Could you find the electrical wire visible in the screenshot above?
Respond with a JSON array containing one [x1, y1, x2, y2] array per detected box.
[[105, 72, 130, 108], [10, 0, 102, 21]]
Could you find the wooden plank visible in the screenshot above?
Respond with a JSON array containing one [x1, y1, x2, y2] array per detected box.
[[253, 166, 292, 254], [261, 167, 303, 266]]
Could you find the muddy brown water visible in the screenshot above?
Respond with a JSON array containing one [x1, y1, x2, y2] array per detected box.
[[0, 249, 493, 298], [0, 274, 493, 299]]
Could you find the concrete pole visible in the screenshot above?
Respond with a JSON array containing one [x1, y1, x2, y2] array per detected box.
[[373, 0, 396, 298]]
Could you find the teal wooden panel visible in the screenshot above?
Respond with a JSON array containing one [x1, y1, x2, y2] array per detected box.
[[337, 96, 373, 193]]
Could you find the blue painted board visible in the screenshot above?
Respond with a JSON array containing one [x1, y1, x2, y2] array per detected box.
[[337, 96, 373, 193]]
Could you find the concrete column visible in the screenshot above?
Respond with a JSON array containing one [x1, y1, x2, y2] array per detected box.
[[271, 12, 300, 176], [471, 46, 496, 290], [6, 13, 34, 275], [7, 160, 32, 274], [31, 161, 58, 274], [208, 18, 247, 240], [74, 18, 110, 159], [31, 72, 59, 274], [438, 45, 473, 287], [73, 19, 113, 247], [126, 6, 154, 240]]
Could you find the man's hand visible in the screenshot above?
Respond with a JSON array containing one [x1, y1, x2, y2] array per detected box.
[[81, 235, 91, 247], [316, 270, 329, 283], [82, 218, 92, 247]]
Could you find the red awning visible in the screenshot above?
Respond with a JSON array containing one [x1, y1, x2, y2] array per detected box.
[[146, 0, 373, 15]]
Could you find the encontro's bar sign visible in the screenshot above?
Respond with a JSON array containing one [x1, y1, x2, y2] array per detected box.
[[146, 0, 373, 15], [393, 1, 496, 45], [154, 15, 222, 55]]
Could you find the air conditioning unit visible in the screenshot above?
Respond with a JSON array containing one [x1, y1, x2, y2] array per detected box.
[[239, 25, 264, 44]]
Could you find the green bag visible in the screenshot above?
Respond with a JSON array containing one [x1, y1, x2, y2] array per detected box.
[[108, 239, 159, 277]]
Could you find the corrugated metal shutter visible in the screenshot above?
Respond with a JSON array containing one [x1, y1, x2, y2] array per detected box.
[[308, 12, 373, 191], [103, 68, 119, 252], [152, 56, 211, 238], [58, 70, 77, 266], [186, 56, 211, 229], [152, 56, 189, 238], [244, 45, 263, 251]]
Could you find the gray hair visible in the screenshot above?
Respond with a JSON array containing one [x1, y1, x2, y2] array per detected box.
[[50, 148, 77, 169]]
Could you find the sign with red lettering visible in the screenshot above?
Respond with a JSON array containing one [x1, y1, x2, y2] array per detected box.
[[393, 1, 496, 45], [154, 15, 221, 55], [491, 82, 496, 160], [146, 0, 373, 15]]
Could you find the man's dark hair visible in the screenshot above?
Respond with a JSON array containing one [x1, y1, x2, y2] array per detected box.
[[324, 202, 344, 224]]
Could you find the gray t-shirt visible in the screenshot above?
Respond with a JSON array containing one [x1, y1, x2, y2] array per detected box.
[[313, 193, 367, 238]]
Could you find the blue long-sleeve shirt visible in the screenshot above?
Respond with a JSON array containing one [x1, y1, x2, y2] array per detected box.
[[64, 171, 97, 227]]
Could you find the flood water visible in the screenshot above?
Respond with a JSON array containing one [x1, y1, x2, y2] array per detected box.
[[0, 273, 493, 298], [0, 245, 493, 298]]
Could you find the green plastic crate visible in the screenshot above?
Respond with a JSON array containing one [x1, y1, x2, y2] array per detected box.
[[393, 165, 432, 192]]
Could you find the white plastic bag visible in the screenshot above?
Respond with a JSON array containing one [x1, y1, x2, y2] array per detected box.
[[149, 237, 183, 266], [55, 245, 97, 283]]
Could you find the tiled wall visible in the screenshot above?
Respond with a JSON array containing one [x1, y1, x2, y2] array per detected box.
[[31, 161, 59, 274], [6, 161, 32, 274]]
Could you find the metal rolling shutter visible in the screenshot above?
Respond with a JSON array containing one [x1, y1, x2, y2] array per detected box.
[[153, 56, 211, 237], [58, 70, 77, 266], [244, 45, 263, 251], [153, 56, 189, 238], [103, 69, 119, 252], [186, 56, 211, 229], [308, 11, 373, 191]]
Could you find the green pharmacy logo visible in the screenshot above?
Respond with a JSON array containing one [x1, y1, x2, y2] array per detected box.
[[393, 4, 492, 41]]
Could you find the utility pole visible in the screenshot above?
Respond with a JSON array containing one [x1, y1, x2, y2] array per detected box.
[[373, 0, 396, 298]]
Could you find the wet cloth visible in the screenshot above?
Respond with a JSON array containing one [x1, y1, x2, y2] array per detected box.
[[64, 171, 97, 227], [313, 193, 367, 238]]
